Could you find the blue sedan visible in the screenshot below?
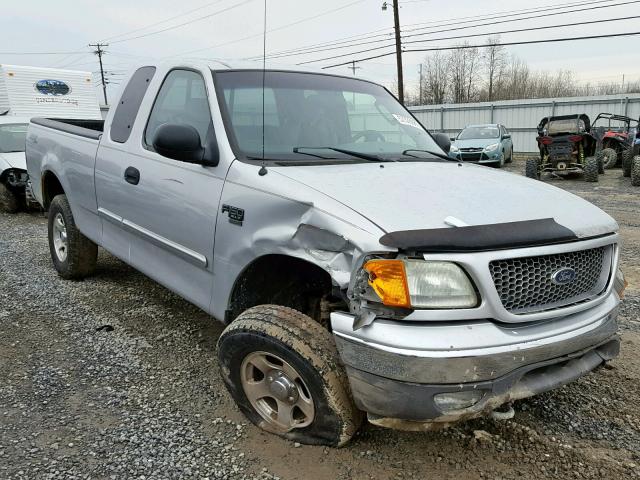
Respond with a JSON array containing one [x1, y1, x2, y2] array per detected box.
[[448, 124, 514, 167]]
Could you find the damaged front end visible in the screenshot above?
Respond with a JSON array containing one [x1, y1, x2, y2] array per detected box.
[[331, 225, 621, 430]]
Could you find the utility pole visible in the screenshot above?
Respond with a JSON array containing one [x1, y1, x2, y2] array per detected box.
[[89, 43, 109, 106], [348, 60, 361, 76], [382, 2, 404, 104]]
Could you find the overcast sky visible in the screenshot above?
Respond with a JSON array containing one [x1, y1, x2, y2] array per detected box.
[[2, 0, 638, 103]]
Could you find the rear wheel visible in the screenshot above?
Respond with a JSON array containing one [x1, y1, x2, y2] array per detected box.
[[584, 156, 599, 182], [0, 182, 19, 214], [506, 146, 513, 163], [597, 148, 617, 169], [622, 148, 633, 177], [48, 194, 98, 279], [525, 157, 539, 179], [217, 305, 362, 446], [631, 156, 640, 187]]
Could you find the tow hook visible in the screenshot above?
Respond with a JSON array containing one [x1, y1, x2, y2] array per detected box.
[[490, 403, 515, 421]]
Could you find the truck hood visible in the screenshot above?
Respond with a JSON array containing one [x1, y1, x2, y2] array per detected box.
[[272, 161, 618, 239], [0, 151, 27, 171]]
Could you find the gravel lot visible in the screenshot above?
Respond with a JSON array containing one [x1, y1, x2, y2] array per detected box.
[[1, 157, 639, 480]]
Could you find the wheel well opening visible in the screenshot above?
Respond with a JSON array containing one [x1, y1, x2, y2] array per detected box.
[[41, 171, 64, 210], [226, 255, 343, 327]]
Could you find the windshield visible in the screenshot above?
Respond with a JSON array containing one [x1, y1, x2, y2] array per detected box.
[[0, 123, 28, 153], [457, 126, 499, 140], [213, 70, 442, 162], [546, 118, 584, 135]]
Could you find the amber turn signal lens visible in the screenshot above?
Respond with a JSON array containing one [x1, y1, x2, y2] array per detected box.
[[363, 259, 411, 308]]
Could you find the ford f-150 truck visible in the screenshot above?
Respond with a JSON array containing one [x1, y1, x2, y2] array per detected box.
[[26, 61, 625, 447]]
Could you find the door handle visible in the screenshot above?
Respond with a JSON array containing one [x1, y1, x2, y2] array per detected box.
[[124, 166, 140, 185]]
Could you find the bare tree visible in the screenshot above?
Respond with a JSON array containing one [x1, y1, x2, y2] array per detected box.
[[482, 36, 507, 102], [447, 42, 480, 103], [421, 51, 448, 104]]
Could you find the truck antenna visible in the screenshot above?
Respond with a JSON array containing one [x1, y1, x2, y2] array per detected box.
[[258, 0, 268, 177]]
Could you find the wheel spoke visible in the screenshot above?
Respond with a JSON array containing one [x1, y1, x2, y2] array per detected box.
[[275, 400, 295, 427], [247, 354, 281, 376], [294, 395, 314, 421], [243, 379, 271, 402]]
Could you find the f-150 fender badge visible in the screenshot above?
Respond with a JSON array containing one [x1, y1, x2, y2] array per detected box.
[[221, 204, 244, 226]]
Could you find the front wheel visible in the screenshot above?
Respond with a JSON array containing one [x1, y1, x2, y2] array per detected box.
[[0, 182, 19, 213], [597, 148, 617, 169], [48, 194, 98, 279], [584, 156, 599, 182], [506, 146, 513, 163], [217, 305, 362, 446], [525, 157, 539, 179], [622, 149, 633, 177], [631, 156, 640, 187]]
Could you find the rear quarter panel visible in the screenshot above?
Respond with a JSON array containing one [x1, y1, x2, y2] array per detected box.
[[26, 123, 101, 242]]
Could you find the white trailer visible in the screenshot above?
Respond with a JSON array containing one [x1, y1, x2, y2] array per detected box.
[[0, 64, 102, 119], [0, 65, 102, 212]]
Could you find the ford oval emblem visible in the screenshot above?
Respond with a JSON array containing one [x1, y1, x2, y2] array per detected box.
[[551, 267, 577, 285], [35, 79, 71, 96]]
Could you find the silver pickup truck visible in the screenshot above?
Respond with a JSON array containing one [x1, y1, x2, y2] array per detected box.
[[26, 61, 625, 447]]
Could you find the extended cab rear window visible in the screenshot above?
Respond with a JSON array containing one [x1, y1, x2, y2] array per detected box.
[[110, 66, 156, 144]]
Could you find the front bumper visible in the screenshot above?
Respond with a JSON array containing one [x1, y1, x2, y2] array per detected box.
[[449, 151, 503, 163], [331, 293, 620, 427]]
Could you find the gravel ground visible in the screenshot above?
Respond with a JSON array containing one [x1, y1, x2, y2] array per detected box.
[[1, 157, 639, 480]]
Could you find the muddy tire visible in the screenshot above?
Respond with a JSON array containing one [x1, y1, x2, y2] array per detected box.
[[525, 157, 539, 179], [48, 194, 98, 279], [597, 156, 605, 174], [597, 148, 617, 169], [622, 148, 633, 177], [217, 305, 362, 447], [0, 182, 19, 213], [584, 156, 599, 182], [632, 156, 640, 187], [506, 146, 513, 163]]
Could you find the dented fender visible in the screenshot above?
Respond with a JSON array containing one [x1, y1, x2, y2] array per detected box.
[[208, 160, 395, 321]]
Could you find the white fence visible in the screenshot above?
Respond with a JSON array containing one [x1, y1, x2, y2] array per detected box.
[[409, 94, 640, 153]]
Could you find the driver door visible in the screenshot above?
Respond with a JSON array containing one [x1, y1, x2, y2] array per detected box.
[[104, 69, 223, 311]]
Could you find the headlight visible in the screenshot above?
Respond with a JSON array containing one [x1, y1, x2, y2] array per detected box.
[[363, 259, 478, 309], [484, 143, 500, 152], [450, 145, 459, 153]]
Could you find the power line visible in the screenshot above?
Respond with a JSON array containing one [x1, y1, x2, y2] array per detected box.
[[299, 0, 640, 65], [254, 0, 615, 61], [169, 0, 367, 57], [0, 50, 85, 55], [400, 0, 615, 32], [402, 0, 638, 41], [109, 0, 255, 45], [402, 14, 640, 47], [321, 31, 640, 69], [99, 0, 229, 42]]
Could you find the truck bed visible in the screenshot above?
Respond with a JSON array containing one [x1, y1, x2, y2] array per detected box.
[[31, 118, 104, 140]]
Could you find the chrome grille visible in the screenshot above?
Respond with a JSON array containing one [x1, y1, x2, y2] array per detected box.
[[489, 246, 610, 314]]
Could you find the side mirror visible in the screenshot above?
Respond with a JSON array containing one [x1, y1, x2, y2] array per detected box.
[[449, 137, 456, 141], [503, 133, 511, 139], [152, 123, 219, 166], [433, 132, 451, 153]]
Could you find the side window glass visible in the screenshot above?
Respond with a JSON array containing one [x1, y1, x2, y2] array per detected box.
[[111, 66, 156, 143], [145, 70, 212, 149]]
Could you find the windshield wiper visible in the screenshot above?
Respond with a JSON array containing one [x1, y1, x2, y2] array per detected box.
[[402, 149, 455, 161], [294, 146, 392, 162]]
